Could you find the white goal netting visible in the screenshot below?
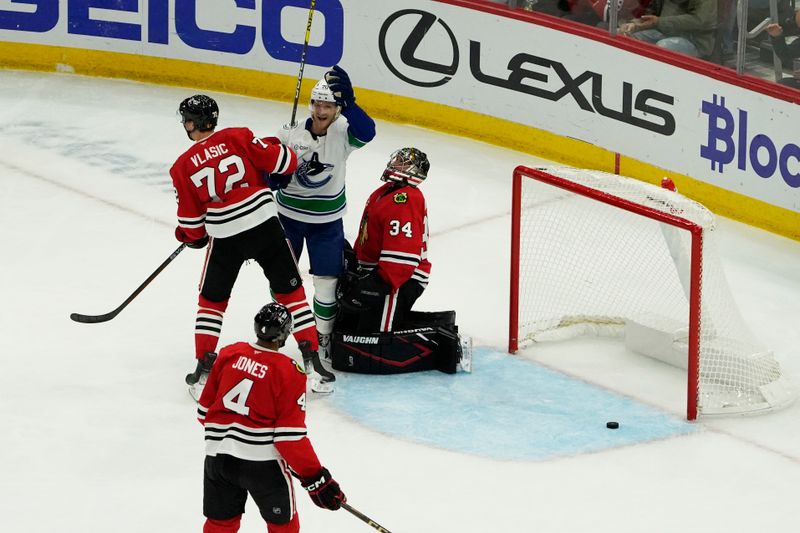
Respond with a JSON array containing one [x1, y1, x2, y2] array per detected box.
[[512, 166, 795, 417]]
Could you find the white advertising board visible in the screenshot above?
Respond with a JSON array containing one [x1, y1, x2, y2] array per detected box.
[[0, 0, 798, 214]]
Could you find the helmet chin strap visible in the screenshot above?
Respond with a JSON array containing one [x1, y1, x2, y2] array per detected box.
[[184, 121, 214, 141]]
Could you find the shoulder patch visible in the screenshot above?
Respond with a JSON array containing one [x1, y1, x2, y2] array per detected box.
[[393, 192, 408, 204], [293, 361, 306, 375]]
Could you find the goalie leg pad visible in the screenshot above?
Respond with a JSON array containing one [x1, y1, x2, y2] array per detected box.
[[434, 326, 460, 374], [331, 328, 438, 374], [331, 324, 464, 375], [405, 309, 456, 329]]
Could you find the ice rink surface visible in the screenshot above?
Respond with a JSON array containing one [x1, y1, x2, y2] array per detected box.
[[1, 70, 799, 532]]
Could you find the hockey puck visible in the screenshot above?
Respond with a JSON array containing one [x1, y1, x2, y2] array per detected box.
[[606, 421, 619, 429]]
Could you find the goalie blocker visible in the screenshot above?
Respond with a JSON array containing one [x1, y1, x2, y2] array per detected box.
[[330, 310, 471, 375]]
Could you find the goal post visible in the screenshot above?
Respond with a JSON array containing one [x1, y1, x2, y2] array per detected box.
[[509, 165, 795, 420]]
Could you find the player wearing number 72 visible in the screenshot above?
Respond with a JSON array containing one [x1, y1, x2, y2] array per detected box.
[[171, 95, 322, 394], [197, 303, 346, 533]]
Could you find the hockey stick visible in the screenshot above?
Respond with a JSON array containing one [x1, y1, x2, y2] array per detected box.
[[70, 243, 187, 324], [288, 0, 317, 128], [341, 503, 393, 533]]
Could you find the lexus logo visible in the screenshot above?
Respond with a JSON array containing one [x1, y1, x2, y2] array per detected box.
[[378, 10, 459, 87]]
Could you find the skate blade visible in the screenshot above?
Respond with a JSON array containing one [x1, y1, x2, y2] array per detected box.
[[458, 336, 473, 373], [188, 385, 202, 402], [188, 379, 206, 402], [308, 375, 334, 395]]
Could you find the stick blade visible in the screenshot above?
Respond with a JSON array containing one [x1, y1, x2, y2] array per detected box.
[[70, 312, 116, 324]]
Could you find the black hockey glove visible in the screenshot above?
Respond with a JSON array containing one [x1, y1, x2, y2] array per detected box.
[[265, 172, 292, 190], [324, 65, 354, 109], [340, 271, 389, 312], [302, 468, 346, 510], [186, 235, 209, 249]]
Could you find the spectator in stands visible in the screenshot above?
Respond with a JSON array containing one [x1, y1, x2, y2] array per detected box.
[[619, 0, 717, 59], [564, 0, 652, 28], [766, 9, 800, 89]]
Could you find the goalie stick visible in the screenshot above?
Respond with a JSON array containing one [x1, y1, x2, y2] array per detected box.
[[342, 503, 393, 533], [70, 243, 187, 324], [288, 0, 317, 128]]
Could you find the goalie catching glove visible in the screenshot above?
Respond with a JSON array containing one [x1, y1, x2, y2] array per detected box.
[[301, 467, 346, 510], [324, 65, 355, 109]]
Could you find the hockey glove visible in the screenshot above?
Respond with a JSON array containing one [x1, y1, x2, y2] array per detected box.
[[340, 271, 389, 312], [186, 235, 209, 249], [301, 468, 346, 510], [265, 172, 292, 190], [324, 65, 355, 109], [175, 227, 209, 249]]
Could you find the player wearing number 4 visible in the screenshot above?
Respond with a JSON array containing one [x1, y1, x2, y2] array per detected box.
[[197, 303, 346, 533], [271, 65, 376, 370], [170, 95, 321, 397]]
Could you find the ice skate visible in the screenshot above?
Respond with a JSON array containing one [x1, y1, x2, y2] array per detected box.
[[186, 351, 216, 401], [299, 341, 335, 394]]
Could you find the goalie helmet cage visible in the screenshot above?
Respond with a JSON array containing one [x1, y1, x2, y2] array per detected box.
[[508, 166, 795, 420]]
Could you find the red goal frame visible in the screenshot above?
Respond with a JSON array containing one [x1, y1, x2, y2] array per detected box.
[[508, 166, 705, 420]]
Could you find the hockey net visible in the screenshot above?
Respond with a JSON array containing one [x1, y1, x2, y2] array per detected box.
[[509, 166, 795, 419]]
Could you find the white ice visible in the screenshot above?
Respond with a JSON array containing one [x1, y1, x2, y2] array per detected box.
[[1, 70, 799, 533]]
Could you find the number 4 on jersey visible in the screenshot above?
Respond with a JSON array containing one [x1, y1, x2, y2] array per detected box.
[[222, 378, 254, 415], [389, 219, 412, 237]]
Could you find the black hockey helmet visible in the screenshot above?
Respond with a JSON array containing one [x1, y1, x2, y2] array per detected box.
[[178, 94, 219, 132], [254, 303, 293, 345], [381, 147, 429, 186]]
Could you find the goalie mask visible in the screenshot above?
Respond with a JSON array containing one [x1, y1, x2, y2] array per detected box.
[[178, 94, 219, 132], [254, 303, 293, 345], [381, 147, 430, 186], [309, 79, 341, 120]]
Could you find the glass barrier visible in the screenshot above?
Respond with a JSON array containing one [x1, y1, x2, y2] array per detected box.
[[486, 0, 800, 89]]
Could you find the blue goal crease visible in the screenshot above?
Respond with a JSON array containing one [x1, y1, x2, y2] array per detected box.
[[327, 347, 697, 462]]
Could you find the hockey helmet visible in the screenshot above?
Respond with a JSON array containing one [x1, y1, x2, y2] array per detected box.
[[254, 303, 293, 345], [310, 78, 337, 105], [178, 94, 219, 132], [308, 78, 341, 119], [381, 147, 430, 186]]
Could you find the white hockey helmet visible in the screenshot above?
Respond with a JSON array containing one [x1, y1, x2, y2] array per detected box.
[[309, 78, 341, 118]]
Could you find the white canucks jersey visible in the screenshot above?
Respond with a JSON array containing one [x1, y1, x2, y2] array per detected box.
[[275, 117, 364, 224]]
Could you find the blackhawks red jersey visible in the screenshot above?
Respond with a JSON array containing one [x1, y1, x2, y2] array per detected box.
[[170, 127, 296, 240], [197, 342, 322, 478], [354, 182, 431, 289]]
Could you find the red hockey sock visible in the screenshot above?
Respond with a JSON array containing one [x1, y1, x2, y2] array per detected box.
[[203, 516, 241, 533], [267, 513, 299, 533], [274, 287, 318, 351], [195, 295, 229, 359]]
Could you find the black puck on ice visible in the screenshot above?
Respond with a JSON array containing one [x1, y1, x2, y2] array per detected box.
[[606, 421, 619, 429]]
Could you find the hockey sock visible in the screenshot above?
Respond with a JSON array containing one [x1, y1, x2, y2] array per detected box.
[[311, 275, 338, 336], [195, 295, 229, 359], [274, 286, 318, 351], [267, 513, 299, 533], [203, 516, 241, 533]]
